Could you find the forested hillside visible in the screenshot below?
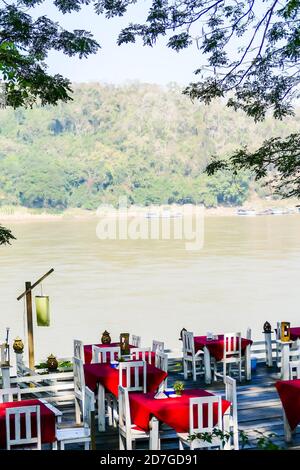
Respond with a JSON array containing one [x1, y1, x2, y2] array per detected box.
[[0, 83, 298, 210]]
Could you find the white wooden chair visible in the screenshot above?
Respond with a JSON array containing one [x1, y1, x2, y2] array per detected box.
[[182, 331, 203, 381], [118, 385, 153, 450], [119, 361, 147, 392], [155, 350, 168, 391], [91, 345, 121, 428], [73, 339, 84, 361], [289, 360, 300, 379], [152, 340, 164, 353], [6, 405, 41, 450], [132, 335, 141, 347], [214, 333, 242, 383], [73, 356, 86, 424], [224, 376, 239, 450], [177, 396, 223, 450], [0, 387, 21, 403], [92, 345, 120, 364], [130, 347, 152, 364], [54, 386, 94, 450]]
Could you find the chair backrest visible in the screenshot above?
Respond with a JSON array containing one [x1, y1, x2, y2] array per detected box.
[[0, 387, 21, 404], [289, 360, 300, 379], [73, 339, 84, 361], [83, 386, 95, 428], [224, 333, 242, 358], [119, 361, 147, 392], [152, 340, 164, 353], [130, 347, 152, 364], [182, 331, 195, 356], [118, 385, 131, 435], [92, 345, 120, 364], [73, 356, 86, 414], [6, 405, 41, 450], [155, 350, 168, 372], [189, 395, 222, 434], [132, 335, 141, 347], [225, 376, 237, 422], [246, 328, 251, 340]]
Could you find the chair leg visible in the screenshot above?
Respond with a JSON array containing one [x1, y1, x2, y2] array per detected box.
[[119, 434, 125, 450], [183, 359, 188, 380], [233, 427, 239, 450], [52, 441, 58, 450], [192, 360, 196, 381], [75, 397, 81, 425], [179, 439, 184, 450], [60, 441, 65, 450], [107, 395, 113, 426], [84, 441, 90, 450], [126, 437, 132, 450]]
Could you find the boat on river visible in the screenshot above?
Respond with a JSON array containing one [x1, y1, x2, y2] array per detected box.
[[237, 208, 256, 216]]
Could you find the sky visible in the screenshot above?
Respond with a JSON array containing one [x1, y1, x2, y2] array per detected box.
[[32, 0, 204, 85]]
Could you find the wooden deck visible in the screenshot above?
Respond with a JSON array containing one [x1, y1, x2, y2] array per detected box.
[[59, 359, 300, 451]]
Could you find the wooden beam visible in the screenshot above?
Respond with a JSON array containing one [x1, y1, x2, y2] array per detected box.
[[17, 268, 54, 301], [25, 281, 35, 370]]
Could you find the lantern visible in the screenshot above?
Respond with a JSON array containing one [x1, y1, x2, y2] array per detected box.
[[120, 333, 130, 356], [101, 330, 111, 344], [263, 321, 272, 333], [35, 295, 50, 327], [13, 337, 24, 354], [280, 322, 290, 342]]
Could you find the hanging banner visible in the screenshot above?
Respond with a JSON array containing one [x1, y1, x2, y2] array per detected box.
[[35, 295, 50, 327]]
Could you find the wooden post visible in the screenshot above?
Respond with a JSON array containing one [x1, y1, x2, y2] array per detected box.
[[25, 281, 35, 370], [264, 332, 273, 367], [17, 269, 54, 371]]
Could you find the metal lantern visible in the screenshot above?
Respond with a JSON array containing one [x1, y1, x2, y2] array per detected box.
[[263, 321, 272, 333], [280, 322, 291, 342], [101, 330, 111, 344], [35, 295, 50, 327], [13, 337, 24, 354], [120, 333, 130, 356]]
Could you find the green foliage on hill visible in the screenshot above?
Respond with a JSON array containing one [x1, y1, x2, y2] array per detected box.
[[0, 83, 298, 209]]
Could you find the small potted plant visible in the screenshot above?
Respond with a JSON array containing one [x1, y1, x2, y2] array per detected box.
[[173, 381, 184, 396]]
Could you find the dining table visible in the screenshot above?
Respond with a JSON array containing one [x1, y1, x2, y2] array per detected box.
[[129, 389, 231, 450], [276, 378, 300, 442], [0, 398, 58, 448], [84, 343, 155, 365], [194, 335, 252, 383], [84, 362, 167, 431]]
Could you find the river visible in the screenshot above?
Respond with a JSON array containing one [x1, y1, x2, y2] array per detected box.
[[1, 215, 300, 364]]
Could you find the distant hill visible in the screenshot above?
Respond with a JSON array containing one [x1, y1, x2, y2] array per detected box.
[[0, 82, 298, 210]]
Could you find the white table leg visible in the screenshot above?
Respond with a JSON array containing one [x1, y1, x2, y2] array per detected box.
[[97, 384, 106, 432], [283, 410, 292, 442], [204, 347, 212, 384], [149, 417, 159, 450], [245, 344, 251, 381]]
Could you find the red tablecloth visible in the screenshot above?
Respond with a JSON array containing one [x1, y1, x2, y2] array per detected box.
[[84, 343, 155, 365], [129, 389, 230, 432], [276, 379, 300, 430], [290, 328, 300, 341], [0, 399, 56, 448], [84, 362, 167, 397], [194, 335, 252, 362]]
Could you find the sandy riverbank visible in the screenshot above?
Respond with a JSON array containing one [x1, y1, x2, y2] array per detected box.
[[0, 201, 299, 221]]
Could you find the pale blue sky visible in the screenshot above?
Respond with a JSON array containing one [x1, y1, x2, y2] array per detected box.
[[33, 0, 204, 85]]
